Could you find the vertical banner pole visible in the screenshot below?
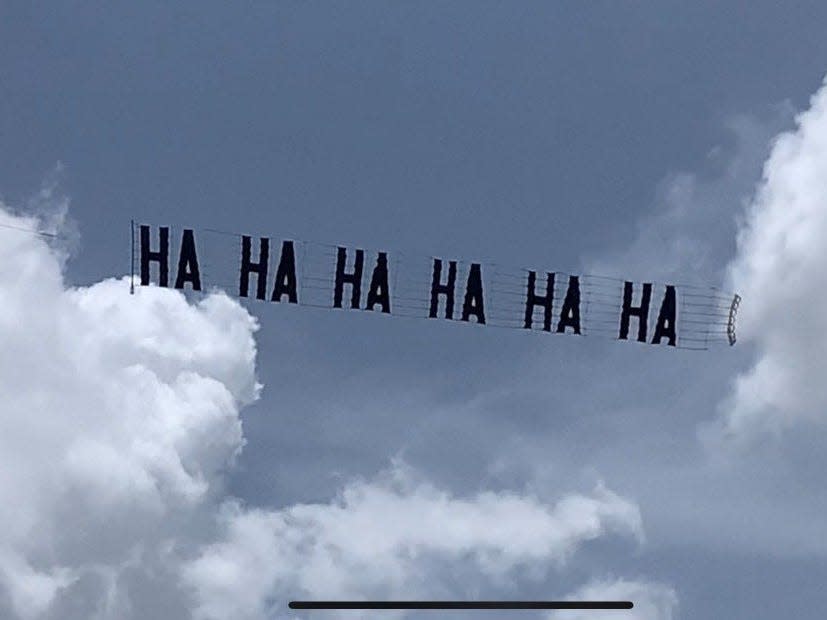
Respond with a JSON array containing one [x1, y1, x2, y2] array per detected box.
[[130, 219, 135, 294]]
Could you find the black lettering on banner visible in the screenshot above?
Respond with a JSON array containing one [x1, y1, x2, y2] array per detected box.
[[461, 263, 486, 324], [651, 285, 677, 346], [365, 252, 391, 313], [239, 236, 269, 300], [524, 271, 555, 331], [619, 281, 652, 342], [556, 275, 581, 334], [429, 258, 457, 319], [140, 225, 169, 287], [174, 229, 201, 290], [333, 247, 364, 309], [271, 240, 298, 303]]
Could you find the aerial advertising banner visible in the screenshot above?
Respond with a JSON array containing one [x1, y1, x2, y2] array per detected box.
[[132, 223, 740, 351]]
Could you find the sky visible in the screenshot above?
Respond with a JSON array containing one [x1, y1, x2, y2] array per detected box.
[[2, 2, 827, 619]]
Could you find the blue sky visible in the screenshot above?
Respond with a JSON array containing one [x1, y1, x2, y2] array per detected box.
[[2, 3, 827, 619]]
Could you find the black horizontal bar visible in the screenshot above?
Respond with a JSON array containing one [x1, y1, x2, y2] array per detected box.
[[289, 601, 633, 610]]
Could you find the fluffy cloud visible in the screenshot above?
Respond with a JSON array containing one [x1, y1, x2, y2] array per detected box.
[[0, 202, 259, 618], [182, 465, 642, 620], [719, 77, 827, 438], [549, 578, 677, 620]]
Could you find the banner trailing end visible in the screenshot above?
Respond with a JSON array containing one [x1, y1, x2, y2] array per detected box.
[[727, 294, 741, 346]]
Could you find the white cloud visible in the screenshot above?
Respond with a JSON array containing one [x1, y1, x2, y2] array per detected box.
[[182, 465, 643, 620], [0, 201, 259, 618], [717, 76, 827, 438], [549, 578, 677, 620]]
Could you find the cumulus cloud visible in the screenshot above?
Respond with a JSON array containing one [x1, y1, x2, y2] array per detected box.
[[0, 200, 260, 618], [182, 464, 642, 620], [717, 76, 827, 438], [549, 578, 677, 620]]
